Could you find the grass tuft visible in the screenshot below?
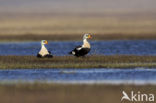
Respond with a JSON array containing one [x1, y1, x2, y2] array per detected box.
[[0, 55, 156, 69]]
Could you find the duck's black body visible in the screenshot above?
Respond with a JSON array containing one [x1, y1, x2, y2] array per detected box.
[[69, 34, 92, 57], [69, 46, 90, 57]]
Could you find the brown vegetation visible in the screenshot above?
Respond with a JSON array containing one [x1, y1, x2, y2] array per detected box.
[[0, 83, 155, 103], [0, 55, 156, 69], [0, 12, 156, 37], [0, 34, 156, 41]]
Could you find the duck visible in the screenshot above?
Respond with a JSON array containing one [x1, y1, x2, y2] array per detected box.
[[69, 34, 92, 57], [37, 40, 53, 58]]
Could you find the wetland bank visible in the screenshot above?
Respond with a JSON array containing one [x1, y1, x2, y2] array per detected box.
[[0, 83, 156, 103], [0, 0, 156, 103], [0, 55, 156, 69]]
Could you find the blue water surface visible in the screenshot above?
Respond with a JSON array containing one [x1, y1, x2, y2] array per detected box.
[[0, 68, 156, 85], [0, 40, 155, 56]]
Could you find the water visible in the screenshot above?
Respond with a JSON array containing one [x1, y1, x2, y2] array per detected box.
[[0, 40, 155, 85], [0, 40, 156, 56], [0, 68, 156, 85]]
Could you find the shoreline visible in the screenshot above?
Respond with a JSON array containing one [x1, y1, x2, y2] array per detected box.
[[0, 34, 156, 41], [0, 55, 156, 69]]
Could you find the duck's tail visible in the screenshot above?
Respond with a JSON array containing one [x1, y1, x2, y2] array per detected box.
[[69, 51, 72, 54]]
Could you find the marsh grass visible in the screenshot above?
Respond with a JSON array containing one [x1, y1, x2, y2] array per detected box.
[[0, 34, 156, 41], [0, 13, 156, 41], [0, 83, 155, 103], [0, 55, 156, 69]]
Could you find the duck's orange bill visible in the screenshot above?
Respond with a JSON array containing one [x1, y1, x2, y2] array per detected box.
[[88, 34, 92, 39], [45, 40, 48, 44]]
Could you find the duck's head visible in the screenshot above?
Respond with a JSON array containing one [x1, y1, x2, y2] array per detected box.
[[83, 33, 92, 40], [41, 40, 48, 45]]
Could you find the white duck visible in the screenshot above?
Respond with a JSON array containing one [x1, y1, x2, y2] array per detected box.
[[37, 40, 53, 58]]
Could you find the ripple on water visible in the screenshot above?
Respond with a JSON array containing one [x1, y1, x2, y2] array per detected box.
[[0, 68, 156, 85]]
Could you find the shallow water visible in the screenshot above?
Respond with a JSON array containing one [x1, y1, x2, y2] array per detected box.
[[0, 40, 156, 56], [0, 68, 156, 85]]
